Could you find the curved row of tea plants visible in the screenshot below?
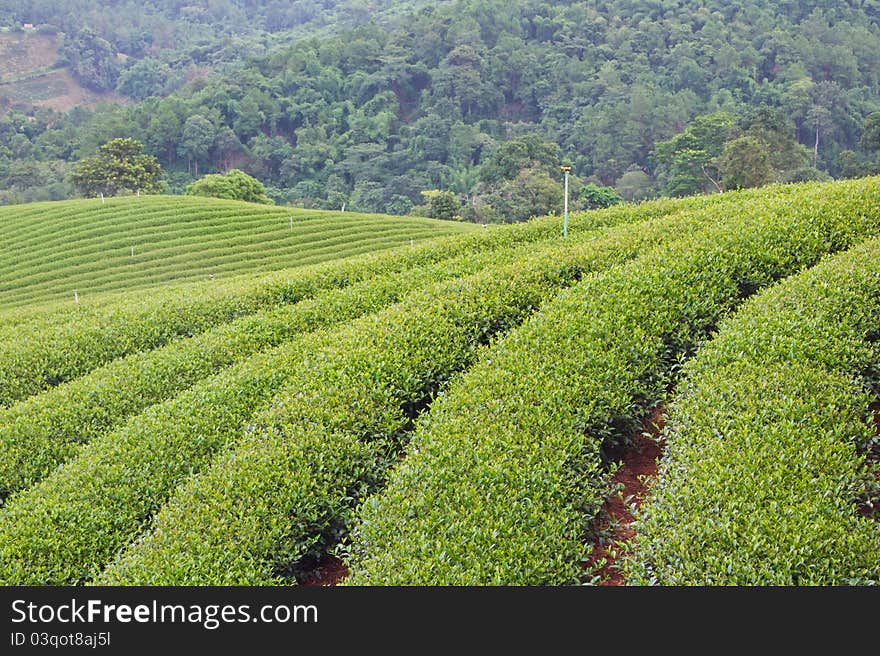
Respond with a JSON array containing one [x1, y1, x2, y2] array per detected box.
[[626, 238, 880, 585], [0, 194, 678, 408], [0, 195, 478, 307], [94, 193, 775, 585], [341, 177, 880, 585], [0, 188, 736, 326], [0, 212, 686, 585], [4, 225, 456, 306], [0, 243, 535, 502]]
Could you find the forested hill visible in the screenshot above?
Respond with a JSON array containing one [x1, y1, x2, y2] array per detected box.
[[0, 1, 435, 93], [2, 0, 880, 216]]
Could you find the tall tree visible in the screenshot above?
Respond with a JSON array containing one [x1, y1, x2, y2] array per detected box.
[[69, 138, 164, 197], [653, 112, 735, 196], [718, 136, 774, 191], [185, 169, 273, 204], [178, 115, 216, 176], [861, 112, 880, 155]]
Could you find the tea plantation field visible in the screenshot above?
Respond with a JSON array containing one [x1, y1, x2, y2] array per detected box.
[[1, 179, 877, 586], [0, 195, 478, 309]]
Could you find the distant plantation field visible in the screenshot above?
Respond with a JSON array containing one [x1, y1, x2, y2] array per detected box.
[[0, 178, 878, 586], [0, 195, 478, 308]]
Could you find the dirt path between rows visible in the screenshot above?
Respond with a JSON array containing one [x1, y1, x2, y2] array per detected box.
[[301, 406, 669, 587], [863, 401, 880, 520], [300, 398, 872, 586], [298, 555, 349, 586], [583, 405, 666, 585]]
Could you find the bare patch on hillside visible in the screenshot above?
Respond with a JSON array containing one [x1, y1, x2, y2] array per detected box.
[[0, 69, 124, 113], [0, 33, 60, 80], [0, 32, 125, 114]]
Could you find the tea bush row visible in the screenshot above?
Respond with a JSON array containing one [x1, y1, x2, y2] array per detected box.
[[626, 237, 880, 585]]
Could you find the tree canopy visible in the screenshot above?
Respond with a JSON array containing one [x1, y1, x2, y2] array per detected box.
[[3, 1, 880, 214], [185, 169, 273, 204], [68, 138, 164, 197]]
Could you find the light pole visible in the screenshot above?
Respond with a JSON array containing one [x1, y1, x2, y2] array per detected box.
[[560, 165, 571, 237]]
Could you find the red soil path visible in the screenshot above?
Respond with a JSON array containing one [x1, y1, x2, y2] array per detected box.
[[299, 400, 874, 586], [298, 555, 349, 586], [583, 406, 665, 585], [303, 407, 669, 587], [864, 401, 880, 519]]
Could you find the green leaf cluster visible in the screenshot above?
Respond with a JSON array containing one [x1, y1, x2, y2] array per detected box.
[[627, 237, 880, 585], [68, 138, 164, 198], [185, 169, 274, 205]]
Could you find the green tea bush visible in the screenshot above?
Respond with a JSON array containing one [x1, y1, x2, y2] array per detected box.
[[626, 237, 880, 585], [343, 177, 880, 584], [0, 244, 534, 500], [95, 192, 772, 585]]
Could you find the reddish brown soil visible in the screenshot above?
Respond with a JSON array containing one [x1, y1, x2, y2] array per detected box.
[[862, 401, 880, 519], [584, 406, 665, 585], [298, 555, 349, 586]]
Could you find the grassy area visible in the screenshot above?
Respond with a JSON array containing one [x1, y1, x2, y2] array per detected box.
[[0, 195, 478, 308]]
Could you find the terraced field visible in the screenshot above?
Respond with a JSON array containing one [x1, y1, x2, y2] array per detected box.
[[1, 179, 878, 586], [0, 195, 478, 308]]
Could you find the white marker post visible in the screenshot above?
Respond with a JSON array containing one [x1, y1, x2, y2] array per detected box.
[[74, 290, 79, 304], [560, 165, 571, 238]]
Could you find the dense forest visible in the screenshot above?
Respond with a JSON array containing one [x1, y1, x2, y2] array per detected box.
[[2, 0, 880, 218]]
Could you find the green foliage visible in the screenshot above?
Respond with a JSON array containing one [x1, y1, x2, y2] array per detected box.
[[68, 138, 164, 197], [178, 115, 216, 177], [739, 106, 810, 175], [0, 245, 545, 585], [659, 107, 816, 193], [484, 167, 563, 223], [115, 58, 176, 101], [0, 188, 686, 585], [59, 27, 119, 91], [344, 177, 880, 584], [418, 190, 460, 220], [478, 136, 561, 185], [718, 135, 775, 190], [862, 112, 880, 153], [0, 194, 665, 408], [186, 169, 273, 204], [615, 168, 655, 203], [93, 210, 680, 585], [5, 2, 880, 211], [0, 195, 474, 310], [0, 254, 513, 500], [628, 237, 880, 585], [778, 165, 833, 184], [653, 112, 734, 196], [579, 183, 623, 210]]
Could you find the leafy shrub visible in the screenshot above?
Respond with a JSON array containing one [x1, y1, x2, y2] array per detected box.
[[627, 237, 880, 585], [344, 177, 880, 584], [185, 169, 274, 204]]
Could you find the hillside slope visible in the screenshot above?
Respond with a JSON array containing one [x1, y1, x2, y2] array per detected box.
[[0, 194, 477, 307], [0, 31, 120, 114], [0, 178, 877, 587]]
